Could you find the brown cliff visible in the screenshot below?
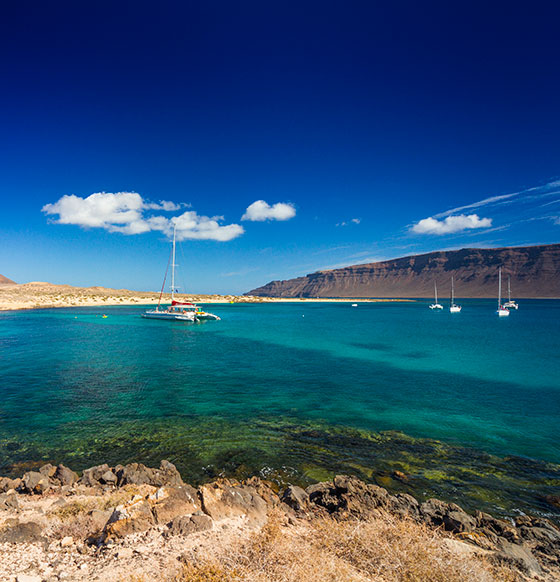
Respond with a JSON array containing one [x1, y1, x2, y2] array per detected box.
[[247, 243, 560, 298], [0, 274, 16, 285]]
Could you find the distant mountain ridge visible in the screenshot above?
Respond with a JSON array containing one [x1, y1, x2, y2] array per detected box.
[[0, 274, 16, 285], [247, 244, 560, 298]]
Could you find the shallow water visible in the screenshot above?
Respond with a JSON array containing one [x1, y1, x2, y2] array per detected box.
[[1, 300, 559, 519]]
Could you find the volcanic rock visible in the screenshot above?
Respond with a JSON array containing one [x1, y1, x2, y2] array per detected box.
[[248, 243, 560, 298], [281, 485, 309, 512], [198, 480, 268, 523], [21, 471, 50, 495], [168, 513, 213, 536]]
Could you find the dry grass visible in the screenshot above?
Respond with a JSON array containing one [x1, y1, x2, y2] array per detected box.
[[172, 510, 520, 582], [50, 498, 102, 520], [50, 513, 102, 541], [48, 485, 148, 540], [49, 484, 147, 520]]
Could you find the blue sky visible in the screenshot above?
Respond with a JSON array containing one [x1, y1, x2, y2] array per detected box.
[[1, 1, 559, 293]]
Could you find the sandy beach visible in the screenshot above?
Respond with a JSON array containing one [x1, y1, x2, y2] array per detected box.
[[0, 282, 411, 311]]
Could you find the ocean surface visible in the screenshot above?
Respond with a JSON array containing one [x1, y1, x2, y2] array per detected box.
[[1, 300, 559, 520]]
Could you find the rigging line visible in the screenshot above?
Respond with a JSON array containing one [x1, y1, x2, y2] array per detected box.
[[178, 239, 189, 298], [158, 246, 173, 309]]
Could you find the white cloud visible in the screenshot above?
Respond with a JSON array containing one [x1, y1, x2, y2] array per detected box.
[[144, 200, 186, 211], [171, 211, 244, 242], [42, 191, 244, 242], [411, 213, 492, 235], [337, 218, 361, 227], [221, 267, 259, 277], [42, 192, 148, 232], [242, 200, 296, 221]]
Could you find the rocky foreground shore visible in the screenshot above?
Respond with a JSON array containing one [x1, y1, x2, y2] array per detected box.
[[1, 461, 559, 581]]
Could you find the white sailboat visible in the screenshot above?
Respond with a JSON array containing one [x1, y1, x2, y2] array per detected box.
[[429, 282, 443, 309], [142, 225, 219, 322], [503, 275, 519, 310], [449, 276, 462, 312], [497, 268, 510, 316]]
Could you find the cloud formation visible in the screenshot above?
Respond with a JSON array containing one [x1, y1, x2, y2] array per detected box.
[[434, 179, 560, 219], [411, 213, 492, 235], [337, 218, 361, 227], [42, 192, 244, 242], [242, 200, 296, 221]]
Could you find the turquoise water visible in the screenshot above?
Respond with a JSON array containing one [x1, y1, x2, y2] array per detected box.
[[1, 300, 559, 519]]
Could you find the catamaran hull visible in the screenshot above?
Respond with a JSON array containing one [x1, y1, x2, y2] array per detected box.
[[142, 311, 195, 322], [196, 313, 221, 320]]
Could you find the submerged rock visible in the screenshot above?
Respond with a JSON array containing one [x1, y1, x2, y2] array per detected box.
[[392, 470, 409, 483], [545, 494, 560, 509]]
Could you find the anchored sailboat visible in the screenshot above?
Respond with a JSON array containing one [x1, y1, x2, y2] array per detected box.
[[503, 275, 519, 310], [497, 268, 510, 317], [429, 282, 443, 310], [142, 225, 220, 322], [449, 276, 462, 312]]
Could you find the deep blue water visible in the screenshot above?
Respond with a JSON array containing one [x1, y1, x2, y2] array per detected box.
[[1, 300, 559, 518]]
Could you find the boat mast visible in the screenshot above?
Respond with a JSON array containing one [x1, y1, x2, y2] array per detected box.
[[434, 282, 438, 304], [508, 275, 511, 302], [498, 268, 502, 309], [171, 223, 176, 302], [451, 276, 454, 305]]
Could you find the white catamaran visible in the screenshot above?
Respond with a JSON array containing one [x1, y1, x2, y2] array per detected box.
[[142, 225, 220, 322], [503, 275, 519, 310], [449, 276, 462, 312], [497, 268, 510, 317], [429, 282, 443, 310]]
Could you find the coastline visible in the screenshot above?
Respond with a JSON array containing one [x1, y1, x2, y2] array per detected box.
[[0, 282, 413, 312], [2, 281, 557, 312], [0, 459, 557, 581]]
